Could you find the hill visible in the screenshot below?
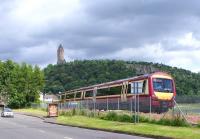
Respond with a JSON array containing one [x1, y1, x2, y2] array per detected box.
[[44, 60, 200, 96]]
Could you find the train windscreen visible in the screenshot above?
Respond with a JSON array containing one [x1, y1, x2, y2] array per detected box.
[[153, 78, 173, 93]]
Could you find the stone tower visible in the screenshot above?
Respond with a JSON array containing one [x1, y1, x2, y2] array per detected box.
[[57, 44, 66, 65]]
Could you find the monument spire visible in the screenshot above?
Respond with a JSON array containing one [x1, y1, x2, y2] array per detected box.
[[57, 44, 66, 65]]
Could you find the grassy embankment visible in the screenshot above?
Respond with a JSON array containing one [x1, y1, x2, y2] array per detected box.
[[15, 108, 200, 139]]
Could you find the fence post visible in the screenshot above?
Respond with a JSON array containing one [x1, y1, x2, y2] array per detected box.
[[172, 98, 175, 118], [130, 97, 133, 113], [86, 99, 89, 109], [137, 94, 140, 123], [149, 96, 151, 120], [134, 93, 136, 124], [107, 97, 109, 111], [118, 97, 120, 110], [80, 100, 82, 110], [93, 100, 95, 112]]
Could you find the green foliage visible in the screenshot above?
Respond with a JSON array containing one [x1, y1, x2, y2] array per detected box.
[[102, 111, 118, 121], [59, 109, 189, 127], [118, 114, 132, 122], [155, 118, 189, 127], [59, 110, 73, 116], [0, 60, 44, 108], [44, 60, 200, 96], [44, 60, 136, 93], [59, 109, 95, 117], [102, 112, 148, 123]]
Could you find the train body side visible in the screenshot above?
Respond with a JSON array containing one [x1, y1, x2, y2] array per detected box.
[[60, 72, 176, 113]]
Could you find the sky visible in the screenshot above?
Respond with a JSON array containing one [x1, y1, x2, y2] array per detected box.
[[1, 0, 200, 72]]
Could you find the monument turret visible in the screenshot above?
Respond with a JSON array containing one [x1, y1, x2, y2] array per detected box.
[[57, 44, 66, 65]]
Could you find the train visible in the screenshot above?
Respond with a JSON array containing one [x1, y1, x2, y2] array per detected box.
[[60, 71, 176, 113]]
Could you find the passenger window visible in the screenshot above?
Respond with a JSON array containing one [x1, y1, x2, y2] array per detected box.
[[85, 90, 93, 98], [76, 92, 81, 98], [66, 93, 75, 99], [131, 81, 145, 94]]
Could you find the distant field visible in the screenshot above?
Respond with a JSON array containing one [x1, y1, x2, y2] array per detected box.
[[176, 103, 200, 114], [179, 103, 200, 108]]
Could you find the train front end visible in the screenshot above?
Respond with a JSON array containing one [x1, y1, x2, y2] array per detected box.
[[149, 72, 176, 113]]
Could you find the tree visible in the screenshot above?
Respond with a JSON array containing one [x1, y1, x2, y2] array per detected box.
[[0, 60, 44, 108]]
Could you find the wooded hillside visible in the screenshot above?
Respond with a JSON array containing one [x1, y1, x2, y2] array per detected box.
[[44, 60, 200, 96]]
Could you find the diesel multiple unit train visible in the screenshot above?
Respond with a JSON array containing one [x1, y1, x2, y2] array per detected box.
[[60, 72, 176, 113]]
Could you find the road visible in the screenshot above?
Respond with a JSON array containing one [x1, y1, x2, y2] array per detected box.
[[0, 114, 152, 139]]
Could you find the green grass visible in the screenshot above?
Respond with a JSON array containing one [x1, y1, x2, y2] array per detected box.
[[13, 108, 200, 138], [57, 115, 200, 139], [14, 108, 47, 117]]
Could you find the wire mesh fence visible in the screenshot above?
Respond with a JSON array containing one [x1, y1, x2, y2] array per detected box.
[[31, 103, 48, 109], [56, 96, 200, 124], [58, 96, 154, 113], [31, 95, 200, 124]]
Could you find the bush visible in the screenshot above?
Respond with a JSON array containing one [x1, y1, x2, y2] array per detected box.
[[171, 117, 189, 127], [58, 108, 190, 127], [131, 114, 150, 123], [118, 114, 131, 122], [156, 118, 172, 125], [79, 109, 87, 116], [88, 111, 96, 118], [59, 110, 73, 116], [153, 116, 189, 127], [72, 108, 76, 116], [103, 112, 118, 121]]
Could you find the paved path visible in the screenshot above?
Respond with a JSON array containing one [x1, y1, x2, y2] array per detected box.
[[0, 113, 152, 139]]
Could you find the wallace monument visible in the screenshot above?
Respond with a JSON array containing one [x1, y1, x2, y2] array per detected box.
[[57, 44, 66, 65]]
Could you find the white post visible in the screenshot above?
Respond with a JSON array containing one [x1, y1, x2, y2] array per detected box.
[[107, 97, 109, 111], [134, 83, 136, 124], [137, 83, 139, 123], [130, 97, 133, 113], [149, 96, 151, 120], [118, 97, 120, 110]]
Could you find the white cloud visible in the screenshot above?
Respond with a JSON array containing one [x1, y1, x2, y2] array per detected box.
[[11, 0, 80, 26], [178, 32, 200, 49], [1, 0, 200, 72], [100, 42, 200, 72]]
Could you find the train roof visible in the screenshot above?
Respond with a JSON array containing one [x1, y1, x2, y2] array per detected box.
[[62, 71, 171, 94]]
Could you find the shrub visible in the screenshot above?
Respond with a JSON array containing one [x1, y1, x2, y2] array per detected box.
[[58, 108, 190, 127], [154, 117, 189, 127], [172, 117, 189, 127], [79, 109, 87, 116], [72, 108, 76, 116], [88, 111, 96, 118], [156, 118, 172, 125], [59, 110, 73, 116], [103, 112, 118, 121], [131, 114, 149, 123], [40, 108, 47, 112], [118, 114, 131, 122]]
